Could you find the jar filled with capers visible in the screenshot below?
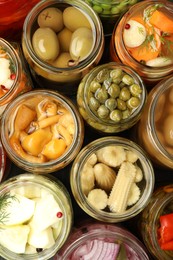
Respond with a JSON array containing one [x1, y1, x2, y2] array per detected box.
[[22, 0, 104, 95], [77, 62, 146, 134], [84, 0, 140, 36]]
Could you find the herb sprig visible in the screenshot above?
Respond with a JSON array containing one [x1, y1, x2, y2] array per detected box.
[[0, 192, 17, 225]]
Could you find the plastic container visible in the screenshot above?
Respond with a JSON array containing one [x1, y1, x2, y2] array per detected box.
[[110, 0, 173, 87], [77, 62, 146, 134], [0, 173, 73, 260], [139, 184, 173, 260], [70, 136, 154, 223], [0, 38, 33, 117], [22, 0, 104, 95], [136, 76, 173, 169], [55, 220, 150, 259], [0, 89, 84, 174], [84, 0, 140, 36], [0, 0, 40, 41]]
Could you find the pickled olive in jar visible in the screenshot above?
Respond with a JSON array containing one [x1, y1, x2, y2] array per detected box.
[[63, 6, 91, 32], [37, 7, 64, 32], [32, 28, 60, 61], [70, 27, 94, 62]]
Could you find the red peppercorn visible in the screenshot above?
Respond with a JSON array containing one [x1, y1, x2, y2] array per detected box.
[[56, 211, 63, 218], [1, 85, 7, 90], [125, 23, 130, 30], [10, 73, 16, 80]]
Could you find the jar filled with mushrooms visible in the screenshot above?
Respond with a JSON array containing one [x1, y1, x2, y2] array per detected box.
[[0, 90, 84, 173], [70, 136, 154, 223]]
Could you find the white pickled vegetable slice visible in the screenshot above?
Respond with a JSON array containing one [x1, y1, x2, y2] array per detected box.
[[28, 226, 55, 249], [146, 57, 172, 67], [2, 193, 35, 225], [0, 225, 30, 254], [87, 188, 108, 210], [123, 20, 147, 48]]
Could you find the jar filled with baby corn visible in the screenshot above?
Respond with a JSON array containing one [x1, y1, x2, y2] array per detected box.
[[70, 136, 155, 223], [110, 0, 173, 87], [0, 89, 84, 174]]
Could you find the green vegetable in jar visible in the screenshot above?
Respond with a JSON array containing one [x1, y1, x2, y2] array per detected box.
[[87, 66, 142, 123]]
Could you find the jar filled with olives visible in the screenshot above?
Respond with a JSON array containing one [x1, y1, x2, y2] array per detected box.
[[139, 184, 173, 260], [0, 173, 73, 260], [84, 0, 140, 36], [136, 76, 173, 169], [110, 0, 173, 87], [0, 38, 33, 117], [22, 0, 104, 95], [70, 136, 154, 223], [0, 89, 84, 174], [77, 62, 146, 134]]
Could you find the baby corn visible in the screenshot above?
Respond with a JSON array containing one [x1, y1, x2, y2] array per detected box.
[[108, 161, 136, 213]]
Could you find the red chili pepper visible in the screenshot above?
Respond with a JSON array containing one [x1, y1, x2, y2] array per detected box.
[[160, 240, 173, 250], [158, 213, 173, 246]]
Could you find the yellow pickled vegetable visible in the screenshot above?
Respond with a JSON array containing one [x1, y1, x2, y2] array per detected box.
[[21, 128, 52, 156], [42, 138, 66, 160]]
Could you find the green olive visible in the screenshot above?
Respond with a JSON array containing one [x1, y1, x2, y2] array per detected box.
[[52, 52, 71, 68], [105, 98, 117, 111], [110, 109, 122, 122], [119, 87, 131, 101], [89, 96, 100, 111], [97, 105, 109, 119], [117, 98, 127, 111], [70, 27, 94, 61], [63, 7, 91, 32], [95, 87, 108, 103], [37, 7, 64, 33], [108, 83, 120, 98], [32, 27, 60, 61], [57, 28, 72, 52]]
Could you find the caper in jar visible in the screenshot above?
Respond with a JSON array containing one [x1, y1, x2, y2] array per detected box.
[[87, 66, 143, 123]]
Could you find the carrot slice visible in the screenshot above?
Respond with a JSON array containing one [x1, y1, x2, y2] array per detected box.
[[149, 10, 173, 34]]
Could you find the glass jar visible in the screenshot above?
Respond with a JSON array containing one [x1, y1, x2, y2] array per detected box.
[[139, 184, 173, 260], [0, 89, 84, 174], [136, 76, 173, 169], [0, 173, 73, 260], [22, 0, 104, 95], [55, 220, 150, 259], [0, 38, 33, 117], [110, 0, 173, 87], [0, 0, 40, 41], [77, 62, 146, 134], [70, 136, 154, 223], [0, 139, 11, 183], [84, 0, 140, 36]]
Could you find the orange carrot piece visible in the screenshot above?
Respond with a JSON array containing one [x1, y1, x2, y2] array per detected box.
[[149, 10, 173, 33]]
